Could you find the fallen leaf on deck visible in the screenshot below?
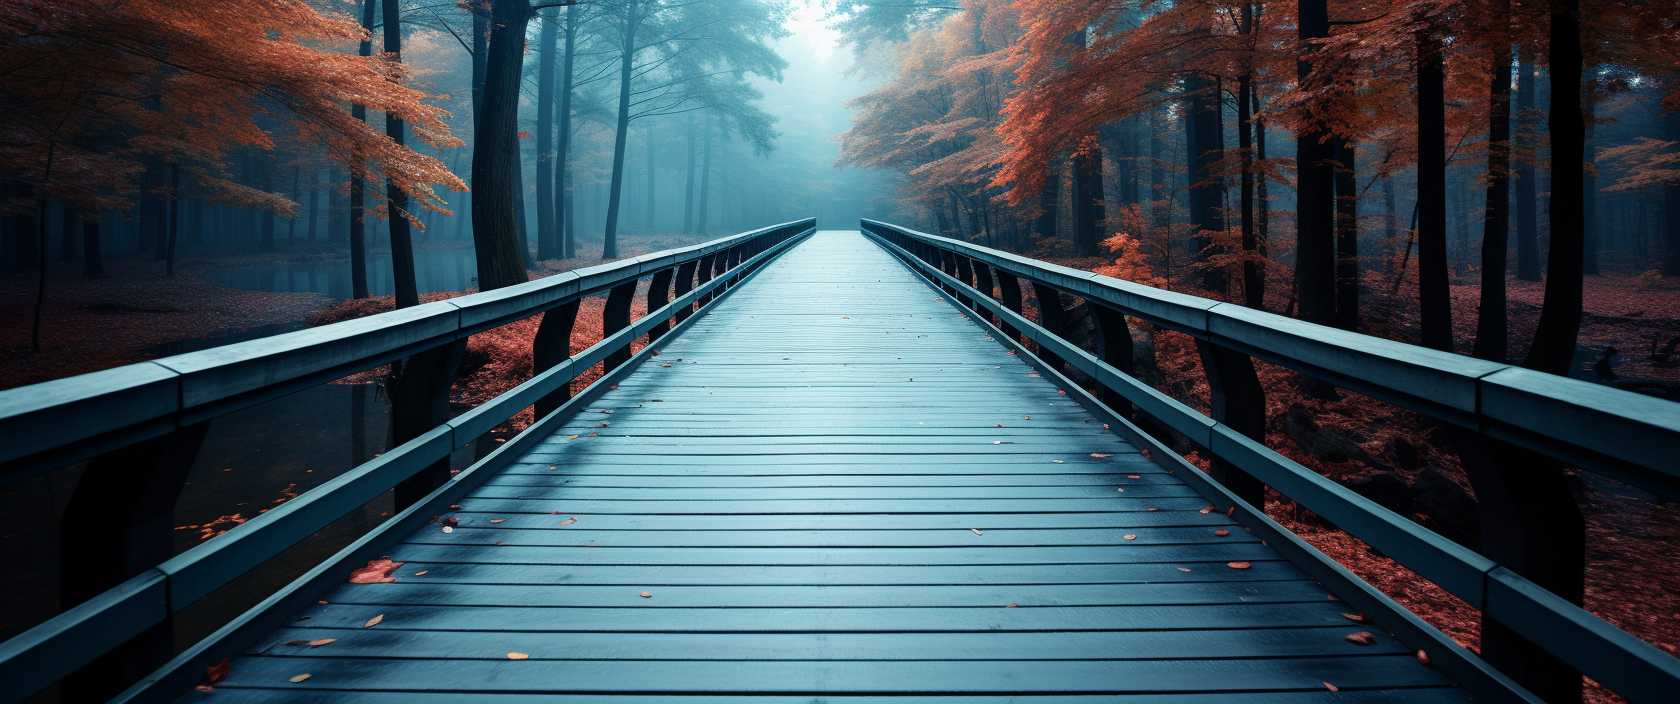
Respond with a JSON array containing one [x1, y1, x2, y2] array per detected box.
[[970, 528, 983, 535], [1024, 415, 1030, 420], [1124, 534, 1137, 540], [1345, 631, 1375, 645], [1341, 612, 1368, 622], [507, 652, 529, 660], [560, 517, 578, 525], [442, 526, 453, 533], [1127, 474, 1141, 479], [1323, 682, 1339, 692], [1417, 650, 1431, 665], [289, 674, 311, 683], [195, 685, 214, 692], [363, 615, 383, 628], [1116, 488, 1124, 492], [307, 639, 334, 647], [1227, 506, 1235, 516], [1199, 507, 1213, 514], [1090, 453, 1111, 458], [348, 559, 404, 584], [1057, 390, 1066, 395], [1214, 530, 1230, 537], [489, 519, 506, 523], [1227, 561, 1251, 569], [640, 592, 652, 598], [567, 435, 580, 440], [1006, 602, 1018, 607], [414, 571, 428, 576], [1177, 567, 1192, 572], [207, 658, 231, 683], [285, 640, 309, 646], [1146, 507, 1158, 511]]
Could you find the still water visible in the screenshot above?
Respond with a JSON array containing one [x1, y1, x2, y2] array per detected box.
[[208, 247, 479, 298]]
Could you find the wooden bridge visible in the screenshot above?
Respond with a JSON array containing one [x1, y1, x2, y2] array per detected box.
[[0, 222, 1676, 703]]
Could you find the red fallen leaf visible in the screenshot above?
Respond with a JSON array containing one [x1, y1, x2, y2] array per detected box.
[[1146, 508, 1158, 511], [1341, 612, 1368, 622], [207, 657, 231, 683], [1227, 561, 1251, 569], [348, 558, 404, 584], [289, 674, 311, 683], [507, 652, 530, 660], [559, 517, 578, 525], [1005, 603, 1018, 607], [496, 541, 505, 545], [1227, 506, 1235, 516], [489, 519, 506, 523], [1084, 419, 1092, 423], [1090, 453, 1111, 458], [1024, 415, 1031, 420], [1199, 507, 1213, 514], [970, 528, 984, 535], [588, 433, 598, 437], [661, 363, 672, 367], [640, 591, 653, 598], [196, 685, 214, 692], [1123, 534, 1137, 540], [1214, 530, 1230, 537], [551, 510, 559, 514], [1417, 650, 1431, 665], [1345, 631, 1376, 645], [1057, 390, 1067, 395], [1127, 474, 1141, 479], [364, 615, 383, 628], [567, 435, 580, 440], [307, 639, 334, 647], [1323, 682, 1339, 692], [414, 571, 428, 576], [443, 517, 459, 527], [318, 600, 329, 604], [1177, 567, 1192, 572], [450, 505, 461, 510]]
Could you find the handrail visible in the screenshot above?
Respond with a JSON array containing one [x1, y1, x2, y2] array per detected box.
[[0, 220, 816, 704], [0, 220, 811, 482], [862, 219, 1680, 704], [862, 219, 1679, 497]]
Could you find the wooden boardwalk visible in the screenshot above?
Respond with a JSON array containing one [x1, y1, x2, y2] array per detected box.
[[188, 231, 1470, 701]]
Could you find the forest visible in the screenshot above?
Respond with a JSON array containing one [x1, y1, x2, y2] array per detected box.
[[1, 1, 1678, 703]]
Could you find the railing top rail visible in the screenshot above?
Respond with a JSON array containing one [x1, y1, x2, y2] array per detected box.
[[0, 218, 815, 481], [861, 219, 1680, 498]]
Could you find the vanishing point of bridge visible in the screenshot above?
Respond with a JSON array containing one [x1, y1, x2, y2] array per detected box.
[[0, 222, 1676, 703]]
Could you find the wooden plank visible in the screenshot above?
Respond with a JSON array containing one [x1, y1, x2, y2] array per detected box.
[[323, 561, 1313, 586], [180, 691, 1478, 704], [403, 526, 1260, 547]]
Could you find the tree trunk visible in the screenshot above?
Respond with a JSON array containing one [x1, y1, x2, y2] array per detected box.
[[384, 0, 420, 306], [167, 164, 182, 276], [684, 114, 696, 234], [1296, 0, 1335, 325], [1185, 72, 1225, 292], [348, 0, 375, 299], [513, 147, 530, 265], [1525, 0, 1584, 377], [1333, 136, 1358, 331], [470, 0, 534, 290], [535, 10, 558, 261], [1073, 144, 1103, 257], [82, 212, 103, 277], [1149, 108, 1167, 229], [645, 120, 657, 232], [1416, 21, 1452, 352], [58, 201, 78, 261], [602, 0, 637, 259], [1035, 162, 1059, 240], [260, 164, 276, 253], [1582, 95, 1598, 276], [557, 4, 578, 259], [1238, 3, 1260, 309], [1515, 50, 1540, 281], [698, 114, 714, 236], [1254, 88, 1269, 302], [1474, 37, 1512, 363], [1666, 106, 1680, 276], [307, 170, 319, 241]]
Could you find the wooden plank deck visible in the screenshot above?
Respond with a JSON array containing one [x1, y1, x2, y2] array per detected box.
[[184, 231, 1471, 702]]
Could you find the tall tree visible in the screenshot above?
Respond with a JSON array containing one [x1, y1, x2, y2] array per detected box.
[[1416, 12, 1452, 352], [384, 0, 419, 308], [348, 0, 378, 299], [1473, 22, 1513, 363], [535, 10, 559, 260], [1524, 0, 1584, 376], [555, 2, 579, 259], [470, 0, 543, 290], [1333, 136, 1358, 331], [1237, 0, 1262, 310], [1295, 0, 1335, 325], [1514, 49, 1541, 281]]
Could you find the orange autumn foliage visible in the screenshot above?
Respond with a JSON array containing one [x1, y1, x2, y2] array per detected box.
[[0, 0, 465, 216]]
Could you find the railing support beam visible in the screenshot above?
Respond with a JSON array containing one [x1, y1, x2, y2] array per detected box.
[[602, 280, 639, 372], [995, 269, 1024, 342], [1029, 282, 1068, 372], [673, 260, 699, 324], [1457, 435, 1587, 704], [1194, 341, 1267, 509], [647, 267, 675, 340], [391, 340, 467, 508], [59, 421, 210, 703], [532, 300, 580, 419]]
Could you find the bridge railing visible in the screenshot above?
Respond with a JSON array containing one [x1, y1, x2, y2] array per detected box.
[[863, 218, 1679, 704], [0, 218, 815, 703]]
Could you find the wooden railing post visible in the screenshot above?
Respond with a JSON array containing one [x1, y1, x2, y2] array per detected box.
[[1029, 282, 1069, 372], [1456, 436, 1586, 703], [971, 260, 997, 327], [1194, 342, 1267, 509], [647, 267, 675, 340], [994, 268, 1024, 342], [59, 421, 210, 702], [391, 340, 467, 508], [695, 253, 716, 305], [953, 255, 977, 310], [673, 260, 699, 324], [1090, 303, 1135, 410], [532, 299, 580, 419], [602, 280, 638, 372]]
